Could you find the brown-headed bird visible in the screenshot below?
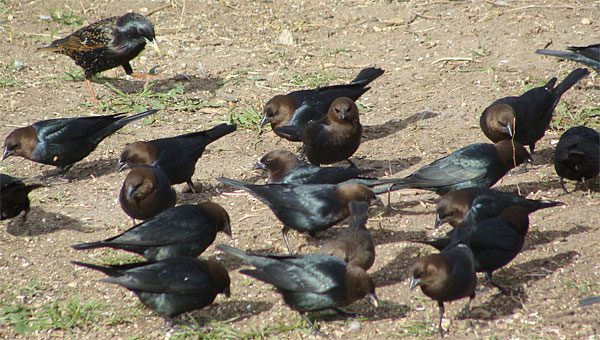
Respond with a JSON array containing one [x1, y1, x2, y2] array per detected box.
[[276, 97, 362, 166], [0, 174, 44, 221], [118, 123, 236, 193], [119, 165, 176, 222], [217, 177, 380, 253], [320, 201, 375, 271], [554, 126, 599, 192], [216, 244, 378, 335], [72, 257, 230, 317], [261, 67, 384, 142], [372, 140, 531, 195], [2, 109, 158, 175], [435, 187, 563, 228], [72, 203, 231, 261], [536, 44, 600, 71], [38, 13, 159, 102], [254, 149, 374, 184], [480, 68, 589, 153], [410, 242, 476, 336]]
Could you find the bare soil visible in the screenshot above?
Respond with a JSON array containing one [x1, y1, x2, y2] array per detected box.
[[1, 0, 599, 338]]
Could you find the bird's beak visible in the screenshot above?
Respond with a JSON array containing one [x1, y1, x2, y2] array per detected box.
[[505, 122, 513, 137], [126, 185, 136, 202], [2, 147, 11, 160], [224, 223, 232, 238], [434, 213, 443, 228], [116, 160, 128, 172], [409, 276, 421, 291], [259, 115, 271, 129], [338, 108, 349, 120], [224, 287, 231, 298], [366, 293, 379, 308], [144, 37, 160, 55], [252, 161, 266, 170]]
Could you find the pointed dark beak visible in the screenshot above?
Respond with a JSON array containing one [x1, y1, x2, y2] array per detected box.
[[117, 160, 128, 173], [338, 107, 349, 120], [366, 293, 379, 308], [434, 212, 443, 228], [2, 148, 12, 160], [223, 222, 232, 238], [259, 115, 271, 129], [224, 287, 231, 298], [409, 276, 421, 291], [505, 122, 513, 137], [126, 185, 136, 202], [253, 161, 266, 170]]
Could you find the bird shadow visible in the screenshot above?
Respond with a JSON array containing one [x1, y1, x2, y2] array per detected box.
[[378, 199, 435, 218], [362, 110, 440, 142], [38, 157, 118, 182], [101, 74, 223, 95], [470, 250, 578, 320], [370, 228, 429, 246], [372, 246, 422, 287], [184, 300, 274, 325], [352, 156, 422, 178], [524, 225, 592, 251], [531, 146, 555, 166], [314, 300, 409, 322], [494, 178, 564, 193], [4, 207, 92, 236]]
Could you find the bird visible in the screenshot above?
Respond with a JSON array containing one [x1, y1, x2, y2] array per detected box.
[[554, 126, 599, 192], [435, 187, 563, 228], [0, 174, 44, 221], [409, 241, 477, 337], [216, 244, 378, 335], [412, 203, 531, 293], [71, 203, 231, 261], [260, 67, 384, 142], [536, 44, 600, 71], [479, 68, 589, 153], [320, 201, 375, 271], [37, 12, 160, 103], [72, 257, 230, 317], [2, 109, 158, 176], [117, 123, 236, 193], [372, 140, 532, 195], [276, 97, 362, 166], [254, 149, 374, 184], [119, 165, 176, 222], [217, 177, 381, 253]]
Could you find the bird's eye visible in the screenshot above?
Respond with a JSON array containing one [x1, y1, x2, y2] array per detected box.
[[334, 108, 341, 114]]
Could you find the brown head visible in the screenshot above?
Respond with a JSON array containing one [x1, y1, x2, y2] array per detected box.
[[344, 264, 378, 308], [327, 97, 360, 127], [494, 140, 532, 169], [121, 167, 158, 205], [409, 254, 448, 295], [480, 104, 515, 142], [203, 258, 231, 298], [435, 190, 474, 228], [499, 206, 530, 237], [336, 183, 381, 208], [117, 141, 159, 172], [198, 201, 232, 237], [2, 126, 37, 161], [261, 95, 296, 129], [253, 149, 302, 183]]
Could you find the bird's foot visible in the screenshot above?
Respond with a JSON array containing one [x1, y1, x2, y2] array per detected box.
[[334, 308, 359, 318]]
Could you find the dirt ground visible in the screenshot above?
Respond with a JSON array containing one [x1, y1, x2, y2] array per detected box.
[[1, 0, 599, 338]]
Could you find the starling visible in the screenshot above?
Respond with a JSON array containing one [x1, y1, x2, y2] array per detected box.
[[38, 12, 159, 102]]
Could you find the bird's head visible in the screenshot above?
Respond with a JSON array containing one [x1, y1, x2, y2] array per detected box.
[[409, 255, 444, 291], [495, 140, 532, 169], [117, 141, 158, 172], [204, 259, 232, 298], [328, 97, 360, 125], [253, 149, 301, 182], [261, 95, 296, 129], [435, 189, 472, 228], [2, 126, 37, 161], [482, 103, 515, 139], [199, 201, 232, 238], [121, 167, 157, 204], [337, 183, 380, 208], [116, 13, 159, 54], [345, 264, 378, 308]]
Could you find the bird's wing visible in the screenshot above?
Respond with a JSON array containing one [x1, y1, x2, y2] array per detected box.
[[51, 17, 117, 52], [408, 146, 490, 186], [34, 115, 121, 143], [283, 165, 372, 184]]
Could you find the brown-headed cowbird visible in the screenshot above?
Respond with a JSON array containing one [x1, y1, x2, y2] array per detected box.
[[72, 203, 231, 261], [254, 149, 374, 184], [119, 165, 176, 222], [217, 177, 380, 253], [373, 140, 532, 195], [276, 97, 362, 166], [435, 187, 563, 228], [536, 44, 600, 71], [554, 126, 599, 192], [0, 174, 44, 220], [118, 123, 236, 193], [260, 67, 384, 142], [410, 242, 476, 336], [320, 201, 375, 270], [216, 244, 378, 335], [72, 257, 230, 317], [2, 109, 158, 175], [480, 68, 589, 153], [38, 13, 159, 102]]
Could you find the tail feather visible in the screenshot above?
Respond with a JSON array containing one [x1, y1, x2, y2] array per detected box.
[[71, 261, 121, 277], [274, 126, 303, 141], [527, 199, 564, 211], [350, 67, 385, 86], [217, 177, 253, 192], [204, 123, 237, 143], [410, 238, 449, 251], [537, 49, 600, 70], [71, 241, 106, 250], [552, 68, 590, 98], [92, 109, 159, 144], [216, 243, 250, 261]]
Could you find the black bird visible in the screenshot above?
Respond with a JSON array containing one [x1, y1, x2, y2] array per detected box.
[[260, 67, 384, 142], [435, 187, 563, 228], [372, 140, 532, 195], [480, 68, 589, 153], [254, 149, 374, 184], [536, 44, 600, 71], [218, 177, 380, 253], [118, 123, 236, 193], [38, 13, 159, 102], [276, 97, 362, 166], [554, 126, 599, 192], [0, 174, 44, 221], [410, 242, 477, 336], [216, 244, 378, 334], [2, 109, 158, 175], [119, 165, 176, 222], [72, 203, 231, 261], [72, 257, 230, 317], [320, 201, 375, 270]]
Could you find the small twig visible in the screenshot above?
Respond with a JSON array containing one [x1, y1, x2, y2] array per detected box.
[[147, 4, 173, 17], [431, 57, 474, 65]]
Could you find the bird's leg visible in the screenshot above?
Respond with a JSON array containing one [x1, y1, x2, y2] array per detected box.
[[299, 312, 325, 337], [282, 227, 293, 254], [346, 159, 357, 168], [297, 146, 307, 161], [559, 176, 568, 193], [457, 296, 473, 320], [486, 272, 508, 294], [437, 301, 445, 337], [131, 218, 137, 226], [58, 164, 74, 177], [186, 180, 197, 194], [85, 79, 100, 104], [333, 308, 359, 318]]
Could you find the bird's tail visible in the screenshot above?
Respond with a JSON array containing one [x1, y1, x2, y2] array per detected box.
[[217, 177, 253, 191], [71, 241, 105, 250], [552, 68, 590, 99], [71, 261, 121, 277], [93, 109, 159, 144], [273, 126, 303, 141], [526, 199, 564, 212], [348, 201, 369, 230], [204, 123, 237, 143], [370, 178, 414, 194], [216, 244, 250, 261], [350, 67, 385, 86], [536, 49, 600, 71], [409, 237, 449, 251]]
